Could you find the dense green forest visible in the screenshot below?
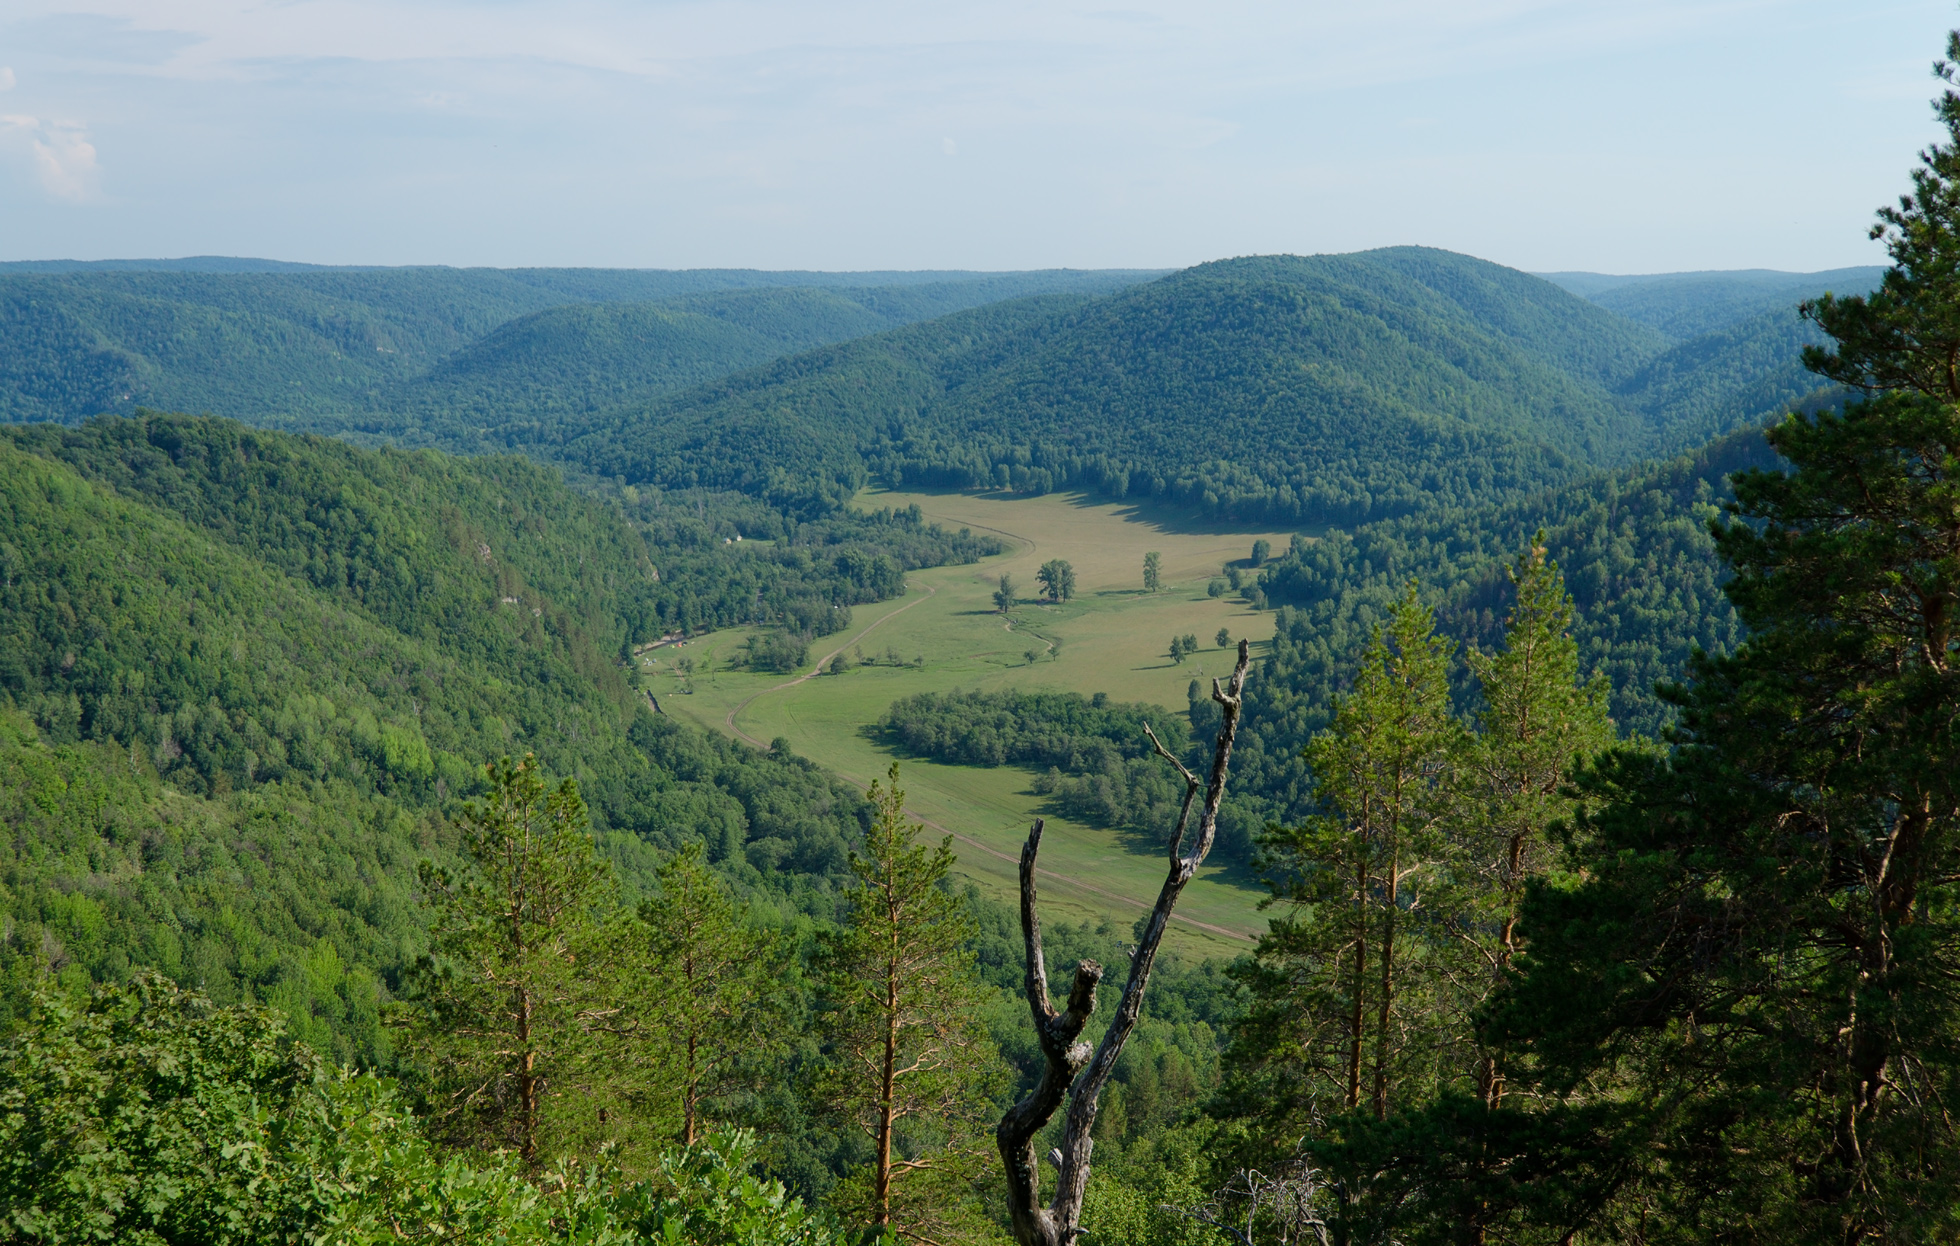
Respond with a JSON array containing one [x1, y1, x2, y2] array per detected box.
[[538, 248, 1866, 531], [0, 266, 1154, 429], [0, 412, 1014, 1057]]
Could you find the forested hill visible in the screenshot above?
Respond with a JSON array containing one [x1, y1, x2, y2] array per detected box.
[[331, 282, 1137, 454], [0, 411, 1014, 1059], [0, 266, 1155, 427], [1195, 423, 1779, 859], [553, 248, 1856, 528]]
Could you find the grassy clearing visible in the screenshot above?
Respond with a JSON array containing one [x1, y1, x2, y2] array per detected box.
[[644, 489, 1302, 954]]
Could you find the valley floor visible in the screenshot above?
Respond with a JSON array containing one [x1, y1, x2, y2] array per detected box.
[[653, 488, 1298, 954]]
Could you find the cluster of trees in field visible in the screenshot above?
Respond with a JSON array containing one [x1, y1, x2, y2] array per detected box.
[[879, 689, 1201, 858]]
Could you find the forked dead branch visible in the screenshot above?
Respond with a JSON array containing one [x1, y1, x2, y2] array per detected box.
[[996, 638, 1253, 1246]]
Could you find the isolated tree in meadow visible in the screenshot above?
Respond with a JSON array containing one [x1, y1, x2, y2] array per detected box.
[[1143, 551, 1162, 593], [996, 643, 1252, 1246], [1250, 538, 1271, 567], [1169, 635, 1190, 664], [1036, 559, 1075, 603], [1215, 627, 1232, 648], [400, 754, 620, 1167], [818, 766, 999, 1244], [635, 842, 790, 1145], [994, 573, 1016, 613]]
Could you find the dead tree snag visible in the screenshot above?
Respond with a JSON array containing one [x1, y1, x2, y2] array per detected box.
[[997, 639, 1253, 1246]]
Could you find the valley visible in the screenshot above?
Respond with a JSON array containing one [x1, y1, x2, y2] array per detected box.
[[649, 488, 1296, 951], [0, 242, 1924, 1243]]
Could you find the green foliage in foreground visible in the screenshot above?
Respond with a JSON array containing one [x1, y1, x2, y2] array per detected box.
[[0, 974, 845, 1246]]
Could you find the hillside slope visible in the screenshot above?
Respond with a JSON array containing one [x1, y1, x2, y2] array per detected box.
[[1209, 424, 1780, 852], [0, 418, 924, 1062]]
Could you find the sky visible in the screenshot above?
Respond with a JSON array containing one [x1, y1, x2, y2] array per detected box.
[[0, 1, 1953, 273]]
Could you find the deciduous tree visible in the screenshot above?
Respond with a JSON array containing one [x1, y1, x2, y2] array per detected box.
[[1036, 559, 1076, 603]]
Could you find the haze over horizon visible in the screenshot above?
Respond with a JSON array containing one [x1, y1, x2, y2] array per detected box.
[[0, 1, 1950, 275]]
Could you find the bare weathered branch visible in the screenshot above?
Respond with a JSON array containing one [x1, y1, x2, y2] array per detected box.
[[998, 819, 1104, 1246], [1144, 722, 1200, 787], [1146, 722, 1203, 862], [998, 640, 1253, 1246]]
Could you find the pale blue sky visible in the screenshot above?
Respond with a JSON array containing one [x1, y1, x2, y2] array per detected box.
[[0, 1, 1952, 272]]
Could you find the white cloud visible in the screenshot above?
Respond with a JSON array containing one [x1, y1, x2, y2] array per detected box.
[[0, 67, 15, 90], [0, 115, 100, 201]]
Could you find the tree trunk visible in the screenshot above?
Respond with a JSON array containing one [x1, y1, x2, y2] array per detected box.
[[876, 939, 900, 1233], [517, 983, 538, 1165], [1347, 835, 1367, 1112], [1373, 843, 1397, 1121], [998, 643, 1251, 1246], [684, 1031, 699, 1146]]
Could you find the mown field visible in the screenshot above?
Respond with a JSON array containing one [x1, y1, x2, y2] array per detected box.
[[648, 488, 1301, 953]]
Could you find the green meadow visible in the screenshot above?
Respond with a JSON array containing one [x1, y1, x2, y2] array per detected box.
[[647, 488, 1301, 953]]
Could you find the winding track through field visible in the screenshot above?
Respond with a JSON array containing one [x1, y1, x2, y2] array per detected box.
[[722, 581, 941, 748], [722, 554, 1256, 942]]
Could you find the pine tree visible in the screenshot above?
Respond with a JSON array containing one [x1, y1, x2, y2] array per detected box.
[[1452, 535, 1611, 1105], [817, 765, 1000, 1243], [635, 841, 790, 1145], [1220, 587, 1461, 1152], [1479, 36, 1960, 1239], [398, 754, 621, 1167]]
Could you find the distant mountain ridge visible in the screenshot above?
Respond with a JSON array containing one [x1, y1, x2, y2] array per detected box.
[[0, 248, 1855, 536], [0, 266, 1160, 428], [1539, 265, 1886, 339]]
